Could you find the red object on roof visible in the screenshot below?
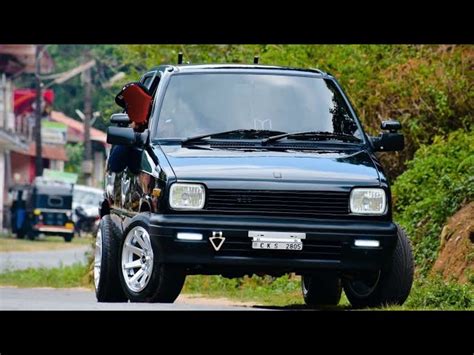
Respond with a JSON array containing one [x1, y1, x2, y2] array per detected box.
[[26, 143, 68, 161], [50, 111, 107, 145], [14, 89, 55, 115]]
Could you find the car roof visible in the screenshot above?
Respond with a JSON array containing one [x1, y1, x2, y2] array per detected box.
[[149, 64, 330, 77]]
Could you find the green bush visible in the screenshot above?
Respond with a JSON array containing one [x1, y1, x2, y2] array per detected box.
[[405, 276, 474, 310], [392, 130, 474, 275]]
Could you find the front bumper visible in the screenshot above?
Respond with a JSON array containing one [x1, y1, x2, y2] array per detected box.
[[33, 224, 74, 235], [148, 214, 398, 275]]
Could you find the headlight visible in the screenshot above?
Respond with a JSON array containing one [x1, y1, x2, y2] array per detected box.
[[169, 183, 205, 210], [350, 188, 387, 215]]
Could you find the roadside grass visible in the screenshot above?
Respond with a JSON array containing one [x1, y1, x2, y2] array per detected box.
[[183, 274, 474, 310], [183, 274, 353, 309], [0, 263, 90, 289], [0, 234, 91, 252]]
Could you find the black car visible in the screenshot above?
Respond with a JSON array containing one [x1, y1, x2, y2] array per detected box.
[[94, 63, 414, 308], [10, 178, 75, 242]]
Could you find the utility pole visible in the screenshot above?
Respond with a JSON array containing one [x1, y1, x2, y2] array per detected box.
[[34, 45, 43, 177], [82, 51, 93, 186]]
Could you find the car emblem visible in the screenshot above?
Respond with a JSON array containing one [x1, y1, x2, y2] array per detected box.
[[236, 195, 253, 204], [209, 231, 225, 251]]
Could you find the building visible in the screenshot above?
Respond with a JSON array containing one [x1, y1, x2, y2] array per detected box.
[[49, 110, 107, 187], [0, 44, 54, 231]]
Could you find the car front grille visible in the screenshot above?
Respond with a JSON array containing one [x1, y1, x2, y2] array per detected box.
[[42, 212, 68, 225], [206, 189, 350, 218]]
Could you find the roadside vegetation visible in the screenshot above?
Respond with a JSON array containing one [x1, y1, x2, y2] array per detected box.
[[183, 274, 473, 310], [0, 263, 89, 288], [392, 130, 474, 276]]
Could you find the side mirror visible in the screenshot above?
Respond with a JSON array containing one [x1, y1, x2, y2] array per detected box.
[[106, 126, 149, 148], [371, 119, 404, 152], [107, 126, 136, 146], [110, 113, 130, 127], [380, 119, 401, 132]]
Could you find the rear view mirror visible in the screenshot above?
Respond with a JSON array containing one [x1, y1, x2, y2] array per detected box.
[[371, 119, 404, 152], [380, 119, 401, 132], [106, 126, 149, 148], [371, 132, 404, 152], [110, 113, 130, 127], [106, 126, 136, 146]]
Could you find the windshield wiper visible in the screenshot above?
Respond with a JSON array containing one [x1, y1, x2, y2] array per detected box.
[[182, 129, 287, 146], [262, 131, 362, 145]]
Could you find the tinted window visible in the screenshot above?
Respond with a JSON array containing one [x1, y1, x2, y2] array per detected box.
[[36, 195, 73, 209], [156, 73, 361, 139]]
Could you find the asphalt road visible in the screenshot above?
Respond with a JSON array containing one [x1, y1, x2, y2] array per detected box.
[[0, 246, 90, 272], [0, 287, 258, 310]]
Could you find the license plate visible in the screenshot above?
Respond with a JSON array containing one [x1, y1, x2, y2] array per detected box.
[[249, 231, 305, 251], [252, 241, 303, 250]]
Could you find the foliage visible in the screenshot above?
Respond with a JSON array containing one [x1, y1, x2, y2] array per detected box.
[[183, 273, 474, 309], [404, 276, 474, 310], [392, 130, 474, 275], [64, 142, 84, 174], [0, 263, 90, 288]]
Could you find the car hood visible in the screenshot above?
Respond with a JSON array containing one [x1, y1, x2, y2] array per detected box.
[[158, 145, 381, 185]]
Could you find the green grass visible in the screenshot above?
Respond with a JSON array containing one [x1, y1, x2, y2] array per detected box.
[[183, 274, 474, 310], [0, 263, 90, 288], [183, 274, 306, 307]]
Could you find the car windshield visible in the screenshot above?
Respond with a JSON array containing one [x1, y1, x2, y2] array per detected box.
[[155, 73, 363, 142], [73, 190, 102, 206]]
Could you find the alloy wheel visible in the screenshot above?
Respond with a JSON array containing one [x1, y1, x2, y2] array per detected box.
[[121, 226, 154, 293]]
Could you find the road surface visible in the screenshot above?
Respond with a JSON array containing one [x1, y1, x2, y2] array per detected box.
[[0, 287, 259, 310], [0, 246, 90, 272]]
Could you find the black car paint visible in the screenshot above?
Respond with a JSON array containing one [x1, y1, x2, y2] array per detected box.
[[104, 65, 398, 277]]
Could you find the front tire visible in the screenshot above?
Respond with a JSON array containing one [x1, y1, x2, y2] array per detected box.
[[302, 272, 342, 307], [343, 225, 414, 308], [119, 218, 185, 303], [94, 215, 128, 302]]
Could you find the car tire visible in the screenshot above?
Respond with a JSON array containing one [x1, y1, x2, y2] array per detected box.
[[16, 227, 26, 239], [26, 223, 36, 241], [94, 215, 128, 302], [63, 234, 74, 242], [119, 217, 186, 303], [301, 272, 342, 307], [343, 225, 414, 308]]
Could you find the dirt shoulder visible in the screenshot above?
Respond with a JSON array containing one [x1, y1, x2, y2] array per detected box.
[[177, 293, 257, 307]]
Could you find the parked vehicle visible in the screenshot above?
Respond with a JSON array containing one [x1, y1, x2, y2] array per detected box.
[[94, 62, 414, 308], [10, 177, 75, 242], [73, 185, 103, 236]]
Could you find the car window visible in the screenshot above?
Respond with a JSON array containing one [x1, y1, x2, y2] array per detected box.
[[156, 73, 361, 140]]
